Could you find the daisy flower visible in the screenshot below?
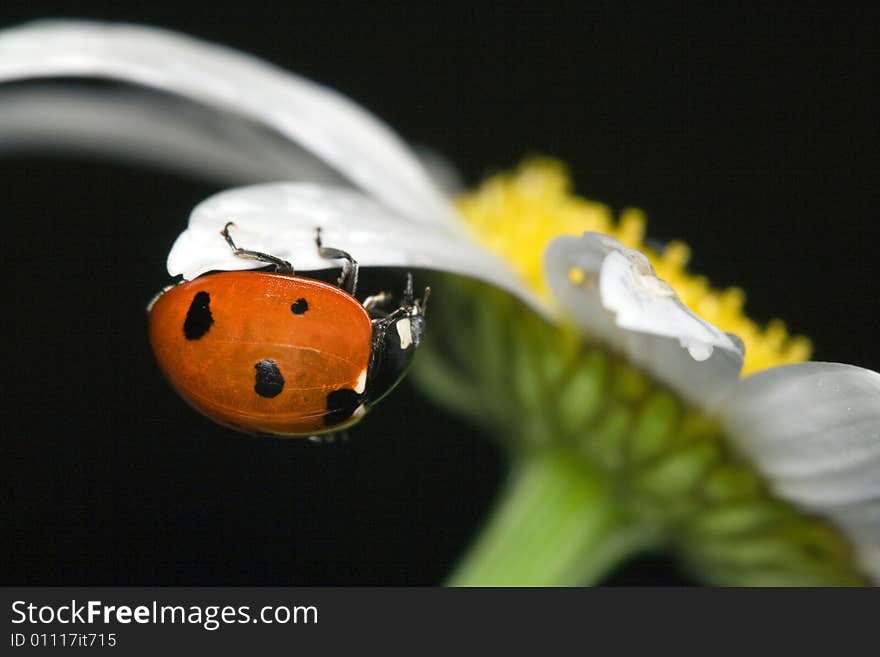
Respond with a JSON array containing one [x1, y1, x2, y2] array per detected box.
[[1, 20, 877, 585]]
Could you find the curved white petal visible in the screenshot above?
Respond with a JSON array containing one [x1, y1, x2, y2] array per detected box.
[[0, 20, 459, 228], [169, 182, 544, 312], [0, 86, 344, 185], [544, 232, 744, 410], [719, 362, 880, 581], [0, 86, 464, 193]]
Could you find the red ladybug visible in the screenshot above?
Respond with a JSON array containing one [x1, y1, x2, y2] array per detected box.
[[149, 223, 427, 437]]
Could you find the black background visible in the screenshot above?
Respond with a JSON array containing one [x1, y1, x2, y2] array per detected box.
[[1, 3, 878, 585]]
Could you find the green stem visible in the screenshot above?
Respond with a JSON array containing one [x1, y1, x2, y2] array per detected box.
[[447, 450, 654, 586]]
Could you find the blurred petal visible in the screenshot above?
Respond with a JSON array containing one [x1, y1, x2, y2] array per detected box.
[[169, 182, 543, 311], [0, 86, 463, 194], [720, 362, 880, 580], [544, 232, 744, 410], [0, 86, 344, 185], [0, 20, 459, 228]]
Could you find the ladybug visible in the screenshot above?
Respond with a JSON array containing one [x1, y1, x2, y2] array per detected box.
[[148, 222, 428, 437]]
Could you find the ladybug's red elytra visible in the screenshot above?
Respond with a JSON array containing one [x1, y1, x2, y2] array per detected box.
[[149, 223, 427, 437]]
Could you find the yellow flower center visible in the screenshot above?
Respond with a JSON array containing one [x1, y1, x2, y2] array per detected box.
[[456, 159, 811, 375]]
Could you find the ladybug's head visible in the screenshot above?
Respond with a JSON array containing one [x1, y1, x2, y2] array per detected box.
[[365, 274, 429, 406]]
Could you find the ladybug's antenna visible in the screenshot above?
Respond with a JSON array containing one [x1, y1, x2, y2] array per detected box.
[[402, 273, 429, 314], [221, 222, 294, 274], [403, 272, 414, 306]]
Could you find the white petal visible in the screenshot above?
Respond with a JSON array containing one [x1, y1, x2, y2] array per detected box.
[[544, 232, 744, 410], [0, 86, 344, 185], [170, 182, 544, 311], [0, 20, 459, 227], [720, 362, 880, 581]]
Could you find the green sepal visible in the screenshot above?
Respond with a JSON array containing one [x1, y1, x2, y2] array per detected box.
[[412, 275, 867, 586]]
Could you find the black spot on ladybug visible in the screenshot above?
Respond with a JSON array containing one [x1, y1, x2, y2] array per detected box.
[[291, 298, 309, 315], [325, 388, 360, 426], [254, 359, 285, 398], [183, 291, 214, 340]]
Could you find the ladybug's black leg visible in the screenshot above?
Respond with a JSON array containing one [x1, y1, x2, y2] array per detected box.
[[370, 305, 411, 330], [221, 222, 294, 274], [315, 227, 359, 296], [368, 274, 430, 327], [363, 291, 392, 315]]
